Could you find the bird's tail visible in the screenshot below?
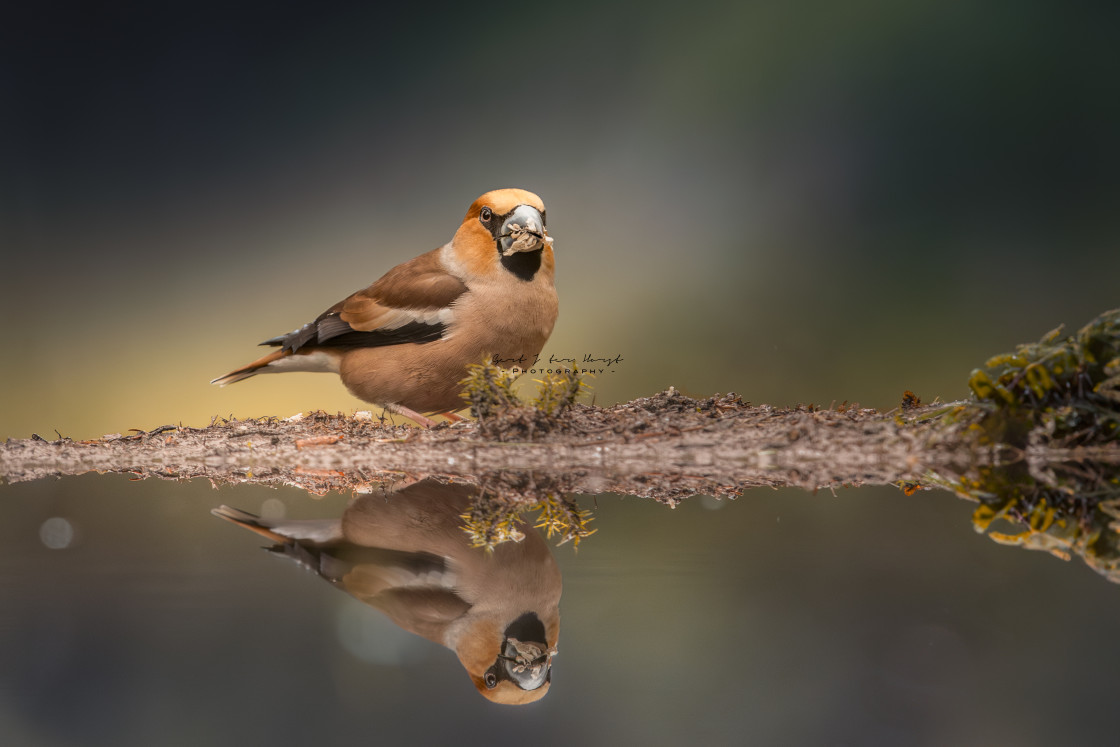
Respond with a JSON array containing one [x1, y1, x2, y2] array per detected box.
[[209, 349, 289, 386]]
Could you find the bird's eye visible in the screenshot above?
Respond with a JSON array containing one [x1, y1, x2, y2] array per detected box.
[[484, 672, 498, 689], [479, 207, 493, 223]]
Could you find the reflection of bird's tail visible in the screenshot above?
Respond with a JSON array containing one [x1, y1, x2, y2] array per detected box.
[[211, 505, 349, 579], [211, 506, 342, 544], [211, 505, 292, 543], [209, 350, 289, 386]]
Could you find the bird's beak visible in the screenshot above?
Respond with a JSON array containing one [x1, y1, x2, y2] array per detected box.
[[499, 205, 551, 256], [499, 637, 554, 691]]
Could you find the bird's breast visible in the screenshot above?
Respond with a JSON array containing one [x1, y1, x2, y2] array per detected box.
[[446, 273, 558, 356]]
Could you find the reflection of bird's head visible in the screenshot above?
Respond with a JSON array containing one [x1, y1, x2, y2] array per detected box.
[[453, 188, 553, 280], [458, 612, 557, 705]]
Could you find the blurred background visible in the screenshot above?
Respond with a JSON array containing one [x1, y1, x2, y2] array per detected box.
[[4, 0, 1117, 440]]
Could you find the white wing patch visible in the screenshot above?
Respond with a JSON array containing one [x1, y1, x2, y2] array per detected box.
[[265, 519, 344, 543], [376, 307, 455, 331], [265, 350, 341, 374]]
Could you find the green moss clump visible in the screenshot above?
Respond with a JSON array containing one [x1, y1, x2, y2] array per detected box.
[[532, 369, 589, 416], [968, 308, 1120, 447], [460, 358, 521, 420]]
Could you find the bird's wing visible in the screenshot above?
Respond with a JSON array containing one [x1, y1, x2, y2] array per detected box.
[[262, 248, 468, 352], [337, 554, 471, 644], [353, 587, 472, 645]]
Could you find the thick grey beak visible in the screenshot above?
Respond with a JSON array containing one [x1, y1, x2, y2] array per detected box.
[[499, 637, 552, 691], [499, 205, 549, 256]]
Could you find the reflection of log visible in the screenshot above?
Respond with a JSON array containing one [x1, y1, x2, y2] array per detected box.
[[1, 389, 981, 502]]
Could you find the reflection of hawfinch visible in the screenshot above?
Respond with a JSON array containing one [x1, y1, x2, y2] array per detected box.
[[211, 189, 557, 426], [212, 479, 562, 705]]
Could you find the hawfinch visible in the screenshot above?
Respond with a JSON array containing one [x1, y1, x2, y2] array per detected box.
[[212, 479, 562, 705], [211, 188, 558, 426]]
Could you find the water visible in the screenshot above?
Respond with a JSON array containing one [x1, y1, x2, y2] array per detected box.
[[2, 473, 1118, 746]]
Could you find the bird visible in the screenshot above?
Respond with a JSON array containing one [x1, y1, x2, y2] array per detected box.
[[211, 188, 558, 426], [212, 479, 562, 705]]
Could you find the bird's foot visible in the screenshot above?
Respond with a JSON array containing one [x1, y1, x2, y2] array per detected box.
[[383, 404, 438, 428]]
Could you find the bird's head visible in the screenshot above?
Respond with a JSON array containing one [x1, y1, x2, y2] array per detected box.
[[457, 612, 557, 705], [453, 188, 553, 281]]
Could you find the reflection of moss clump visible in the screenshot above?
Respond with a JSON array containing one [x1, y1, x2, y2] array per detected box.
[[964, 461, 1120, 582], [460, 501, 526, 551], [533, 494, 596, 548], [968, 308, 1120, 447], [459, 492, 595, 551]]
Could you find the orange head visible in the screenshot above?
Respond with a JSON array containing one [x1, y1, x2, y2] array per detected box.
[[451, 188, 553, 281], [456, 612, 557, 705]]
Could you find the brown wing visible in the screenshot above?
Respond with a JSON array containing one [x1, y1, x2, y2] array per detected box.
[[349, 586, 472, 646], [251, 532, 470, 644], [261, 248, 468, 352]]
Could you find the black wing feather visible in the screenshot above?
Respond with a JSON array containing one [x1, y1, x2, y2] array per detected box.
[[260, 312, 444, 353]]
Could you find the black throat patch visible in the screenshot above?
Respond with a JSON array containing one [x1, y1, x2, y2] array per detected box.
[[500, 249, 543, 281], [504, 611, 547, 643]]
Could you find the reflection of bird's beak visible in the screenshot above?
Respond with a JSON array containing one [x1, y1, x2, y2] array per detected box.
[[499, 637, 554, 691], [499, 205, 550, 256]]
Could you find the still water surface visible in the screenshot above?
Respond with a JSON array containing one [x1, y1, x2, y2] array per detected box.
[[2, 474, 1118, 746]]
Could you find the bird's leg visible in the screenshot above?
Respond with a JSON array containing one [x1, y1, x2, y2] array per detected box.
[[382, 471, 426, 491], [382, 403, 438, 428]]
